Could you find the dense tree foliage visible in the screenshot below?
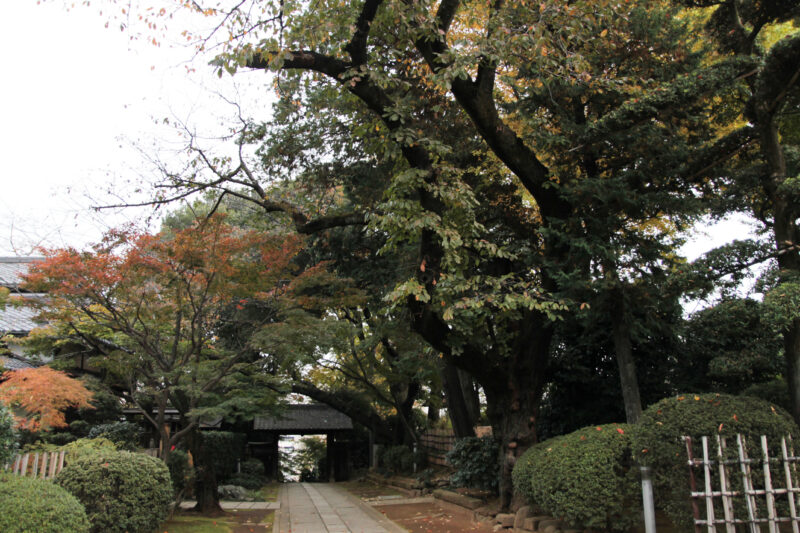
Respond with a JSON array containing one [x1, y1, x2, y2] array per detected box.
[[44, 0, 800, 509]]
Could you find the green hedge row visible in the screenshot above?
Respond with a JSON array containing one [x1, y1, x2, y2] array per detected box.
[[513, 393, 798, 531]]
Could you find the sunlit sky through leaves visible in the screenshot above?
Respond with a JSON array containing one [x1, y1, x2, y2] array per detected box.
[[0, 0, 754, 271]]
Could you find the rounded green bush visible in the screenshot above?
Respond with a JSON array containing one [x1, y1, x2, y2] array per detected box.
[[0, 473, 90, 533], [630, 393, 799, 531], [56, 450, 173, 533], [512, 423, 639, 531]]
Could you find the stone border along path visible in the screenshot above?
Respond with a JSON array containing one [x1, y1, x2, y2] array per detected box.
[[178, 501, 279, 510], [273, 482, 409, 533]]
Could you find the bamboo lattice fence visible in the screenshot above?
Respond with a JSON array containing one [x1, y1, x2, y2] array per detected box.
[[685, 434, 800, 533], [3, 450, 67, 480]]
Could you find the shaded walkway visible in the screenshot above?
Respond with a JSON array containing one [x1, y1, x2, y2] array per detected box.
[[274, 483, 406, 533]]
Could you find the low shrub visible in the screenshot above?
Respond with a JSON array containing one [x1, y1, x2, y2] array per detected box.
[[0, 401, 17, 466], [43, 431, 78, 446], [446, 436, 499, 493], [380, 445, 415, 474], [68, 420, 91, 438], [241, 458, 266, 477], [56, 450, 173, 533], [0, 474, 90, 533], [61, 438, 118, 463], [630, 393, 799, 531], [226, 473, 265, 490], [87, 422, 143, 451], [512, 423, 639, 531]]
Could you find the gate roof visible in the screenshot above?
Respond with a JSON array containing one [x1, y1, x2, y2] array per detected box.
[[254, 404, 353, 433]]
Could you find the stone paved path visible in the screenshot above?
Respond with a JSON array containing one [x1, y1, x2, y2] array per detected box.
[[274, 483, 407, 533]]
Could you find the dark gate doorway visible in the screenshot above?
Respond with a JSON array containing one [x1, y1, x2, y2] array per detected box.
[[249, 404, 354, 482]]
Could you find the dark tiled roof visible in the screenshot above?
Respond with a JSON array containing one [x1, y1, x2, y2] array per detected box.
[[0, 257, 42, 289], [0, 355, 36, 370], [254, 404, 353, 432], [0, 297, 46, 334]]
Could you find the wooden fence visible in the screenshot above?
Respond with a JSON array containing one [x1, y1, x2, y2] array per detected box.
[[418, 426, 492, 467], [3, 450, 67, 480], [685, 434, 800, 533], [419, 429, 456, 466]]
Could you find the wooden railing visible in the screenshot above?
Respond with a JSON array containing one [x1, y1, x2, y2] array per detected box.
[[3, 450, 67, 480]]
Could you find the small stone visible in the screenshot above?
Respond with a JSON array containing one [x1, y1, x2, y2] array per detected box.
[[493, 525, 506, 532]]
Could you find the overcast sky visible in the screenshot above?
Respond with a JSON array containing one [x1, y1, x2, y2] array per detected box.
[[0, 0, 273, 256], [0, 1, 755, 271]]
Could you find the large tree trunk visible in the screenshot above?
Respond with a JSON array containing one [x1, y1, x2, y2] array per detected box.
[[482, 360, 546, 510], [479, 321, 552, 510], [187, 430, 222, 514]]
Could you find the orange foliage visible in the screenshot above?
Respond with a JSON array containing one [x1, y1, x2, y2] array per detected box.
[[0, 367, 94, 431]]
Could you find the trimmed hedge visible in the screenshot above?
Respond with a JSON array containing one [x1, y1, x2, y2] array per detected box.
[[446, 436, 499, 493], [630, 393, 799, 531], [0, 474, 90, 533], [56, 450, 172, 533], [512, 423, 639, 532], [87, 422, 143, 451]]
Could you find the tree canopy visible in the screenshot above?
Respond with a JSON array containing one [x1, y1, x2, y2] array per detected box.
[[35, 0, 800, 509]]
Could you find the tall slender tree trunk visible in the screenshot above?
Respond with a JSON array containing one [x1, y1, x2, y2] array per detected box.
[[442, 360, 476, 438], [610, 288, 643, 424], [458, 368, 481, 427]]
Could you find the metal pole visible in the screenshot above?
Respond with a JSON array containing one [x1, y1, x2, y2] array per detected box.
[[641, 465, 657, 533]]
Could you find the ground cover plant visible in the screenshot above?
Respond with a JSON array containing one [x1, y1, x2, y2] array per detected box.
[[446, 436, 499, 493]]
